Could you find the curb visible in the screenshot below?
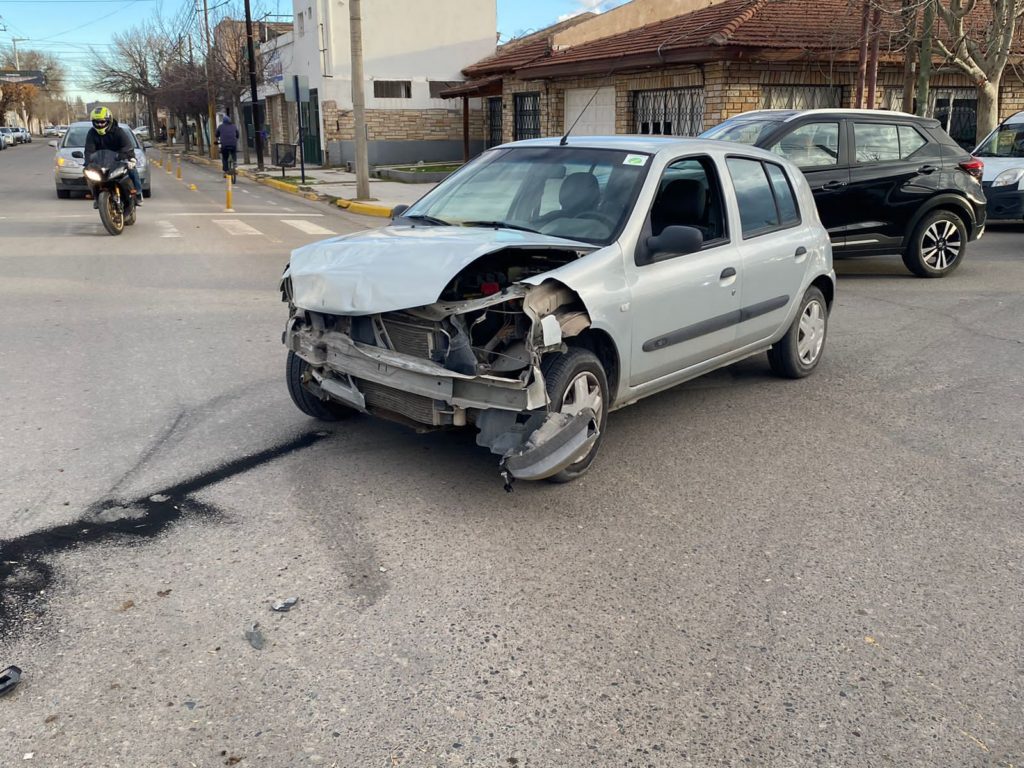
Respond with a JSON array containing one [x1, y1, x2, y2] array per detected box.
[[336, 199, 394, 218]]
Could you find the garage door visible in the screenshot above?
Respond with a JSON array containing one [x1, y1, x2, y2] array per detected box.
[[564, 87, 616, 136]]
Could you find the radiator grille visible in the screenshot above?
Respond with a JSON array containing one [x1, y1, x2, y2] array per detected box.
[[355, 378, 437, 424], [381, 315, 438, 359]]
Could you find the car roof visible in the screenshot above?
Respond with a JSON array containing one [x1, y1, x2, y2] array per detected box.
[[501, 135, 790, 160]]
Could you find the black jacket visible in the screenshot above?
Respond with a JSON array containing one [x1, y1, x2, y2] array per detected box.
[[84, 120, 134, 163]]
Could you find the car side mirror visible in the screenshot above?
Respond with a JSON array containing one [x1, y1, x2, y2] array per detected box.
[[391, 204, 409, 219], [71, 150, 84, 159], [643, 225, 703, 263], [48, 140, 58, 148]]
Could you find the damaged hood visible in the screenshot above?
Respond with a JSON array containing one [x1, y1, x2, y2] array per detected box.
[[287, 225, 590, 315]]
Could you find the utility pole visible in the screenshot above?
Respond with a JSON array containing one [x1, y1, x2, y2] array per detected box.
[[865, 6, 882, 109], [916, 1, 934, 117], [243, 0, 264, 170], [202, 0, 217, 159], [349, 0, 370, 199], [10, 37, 30, 129]]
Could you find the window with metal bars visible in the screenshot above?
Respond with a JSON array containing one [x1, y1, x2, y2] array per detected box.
[[373, 80, 412, 99], [632, 87, 705, 136], [487, 97, 503, 147], [513, 92, 541, 140], [761, 86, 843, 110]]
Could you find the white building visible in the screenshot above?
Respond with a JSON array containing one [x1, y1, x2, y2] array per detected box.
[[255, 0, 496, 166]]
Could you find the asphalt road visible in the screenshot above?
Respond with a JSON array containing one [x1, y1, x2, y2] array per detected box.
[[1, 140, 1022, 768]]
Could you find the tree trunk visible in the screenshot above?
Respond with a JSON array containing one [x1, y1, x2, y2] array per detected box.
[[916, 0, 933, 117], [976, 79, 1000, 141]]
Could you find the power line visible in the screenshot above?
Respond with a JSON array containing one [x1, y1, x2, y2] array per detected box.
[[31, 0, 146, 43]]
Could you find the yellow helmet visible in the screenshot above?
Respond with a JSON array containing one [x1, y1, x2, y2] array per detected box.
[[90, 106, 113, 135]]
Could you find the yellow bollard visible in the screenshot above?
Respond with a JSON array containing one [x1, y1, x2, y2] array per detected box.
[[189, 183, 197, 191], [166, 155, 173, 174], [176, 156, 182, 180], [225, 175, 234, 212]]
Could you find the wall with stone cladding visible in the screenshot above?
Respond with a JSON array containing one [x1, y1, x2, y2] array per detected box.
[[319, 105, 483, 144]]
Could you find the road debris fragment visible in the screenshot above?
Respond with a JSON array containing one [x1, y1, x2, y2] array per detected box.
[[271, 597, 299, 612], [244, 623, 265, 650], [1, 665, 23, 697]]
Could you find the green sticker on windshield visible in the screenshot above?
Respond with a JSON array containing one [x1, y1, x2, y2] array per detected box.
[[623, 154, 647, 166]]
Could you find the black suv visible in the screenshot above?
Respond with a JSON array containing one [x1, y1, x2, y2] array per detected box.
[[702, 109, 986, 277]]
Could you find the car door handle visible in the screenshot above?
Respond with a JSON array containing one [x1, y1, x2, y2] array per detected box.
[[819, 180, 847, 191], [795, 246, 807, 257], [918, 164, 938, 174], [720, 267, 736, 279]]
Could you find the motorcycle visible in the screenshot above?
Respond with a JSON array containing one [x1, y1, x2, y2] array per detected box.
[[84, 149, 138, 236]]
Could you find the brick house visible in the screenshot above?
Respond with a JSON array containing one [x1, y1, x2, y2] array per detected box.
[[450, 0, 1024, 152]]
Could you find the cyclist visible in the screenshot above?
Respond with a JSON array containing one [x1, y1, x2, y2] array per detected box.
[[216, 115, 239, 178]]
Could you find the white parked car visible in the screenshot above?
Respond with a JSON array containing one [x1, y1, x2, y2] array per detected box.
[[973, 110, 1024, 220], [281, 137, 835, 484]]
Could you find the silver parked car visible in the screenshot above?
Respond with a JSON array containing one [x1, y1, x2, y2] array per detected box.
[[282, 137, 836, 484], [0, 127, 16, 148], [52, 121, 152, 199]]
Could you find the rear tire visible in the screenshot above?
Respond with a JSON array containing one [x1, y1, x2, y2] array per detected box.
[[902, 209, 967, 277], [286, 351, 355, 422], [541, 347, 609, 483], [142, 187, 152, 199], [97, 190, 124, 236], [767, 287, 828, 379]]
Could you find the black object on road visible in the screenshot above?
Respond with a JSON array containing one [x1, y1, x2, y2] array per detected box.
[[0, 666, 23, 697]]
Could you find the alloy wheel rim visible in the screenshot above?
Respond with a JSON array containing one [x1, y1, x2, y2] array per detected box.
[[560, 371, 603, 465], [797, 300, 826, 365], [921, 220, 962, 271]]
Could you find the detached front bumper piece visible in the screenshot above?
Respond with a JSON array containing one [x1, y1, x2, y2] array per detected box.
[[501, 408, 599, 481]]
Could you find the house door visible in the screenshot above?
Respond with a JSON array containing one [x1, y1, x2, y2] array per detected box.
[[301, 88, 322, 164], [565, 87, 615, 135], [930, 88, 977, 150]]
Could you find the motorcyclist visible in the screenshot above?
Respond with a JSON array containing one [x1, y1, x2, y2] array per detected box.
[[84, 106, 143, 207], [215, 114, 239, 177]]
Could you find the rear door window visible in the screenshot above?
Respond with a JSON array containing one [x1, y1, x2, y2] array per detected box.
[[763, 163, 800, 226], [727, 157, 802, 238], [854, 123, 900, 163], [897, 125, 927, 158]]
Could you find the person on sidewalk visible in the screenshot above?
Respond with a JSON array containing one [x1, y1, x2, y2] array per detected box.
[[216, 115, 240, 177]]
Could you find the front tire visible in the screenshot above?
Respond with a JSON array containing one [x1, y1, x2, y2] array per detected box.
[[56, 188, 71, 199], [97, 190, 124, 236], [768, 287, 828, 379], [541, 347, 609, 483], [286, 351, 354, 422], [902, 210, 967, 277], [142, 187, 152, 199]]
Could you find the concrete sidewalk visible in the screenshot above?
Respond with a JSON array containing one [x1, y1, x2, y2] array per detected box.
[[160, 146, 437, 217]]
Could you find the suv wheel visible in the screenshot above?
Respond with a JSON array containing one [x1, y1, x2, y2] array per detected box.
[[768, 287, 828, 379], [286, 351, 355, 421], [541, 347, 609, 483], [902, 210, 967, 278]]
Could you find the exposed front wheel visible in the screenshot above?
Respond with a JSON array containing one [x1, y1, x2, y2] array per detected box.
[[286, 351, 355, 422], [97, 190, 124, 236], [902, 210, 967, 277], [768, 286, 828, 379], [541, 347, 609, 483]]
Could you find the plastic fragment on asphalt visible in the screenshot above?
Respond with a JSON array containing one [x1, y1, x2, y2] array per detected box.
[[244, 623, 265, 650], [1, 666, 23, 697], [271, 597, 299, 612]]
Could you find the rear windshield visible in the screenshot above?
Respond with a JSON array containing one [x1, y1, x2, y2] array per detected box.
[[974, 124, 1024, 158], [701, 119, 782, 145], [62, 125, 139, 149]]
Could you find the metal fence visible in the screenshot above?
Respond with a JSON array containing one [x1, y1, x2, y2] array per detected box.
[[487, 97, 503, 147], [513, 93, 541, 141], [633, 87, 705, 136], [762, 85, 843, 110], [931, 88, 978, 149]]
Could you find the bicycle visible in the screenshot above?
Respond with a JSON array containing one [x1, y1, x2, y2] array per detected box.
[[224, 147, 237, 185]]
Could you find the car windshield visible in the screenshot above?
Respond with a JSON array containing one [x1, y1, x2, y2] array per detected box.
[[401, 146, 652, 245], [701, 119, 782, 145], [62, 125, 139, 149], [974, 124, 1024, 158]]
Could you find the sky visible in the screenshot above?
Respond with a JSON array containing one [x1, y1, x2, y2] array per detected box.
[[0, 0, 630, 100]]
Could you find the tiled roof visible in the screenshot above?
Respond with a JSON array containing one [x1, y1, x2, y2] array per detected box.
[[513, 0, 1023, 75], [462, 13, 597, 77]]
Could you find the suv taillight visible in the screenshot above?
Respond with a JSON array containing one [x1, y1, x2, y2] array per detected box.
[[959, 157, 984, 180]]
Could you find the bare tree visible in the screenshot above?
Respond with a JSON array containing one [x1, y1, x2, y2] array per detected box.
[[931, 0, 1024, 136]]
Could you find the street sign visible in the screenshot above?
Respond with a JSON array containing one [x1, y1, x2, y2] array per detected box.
[[283, 74, 309, 103], [0, 70, 47, 87]]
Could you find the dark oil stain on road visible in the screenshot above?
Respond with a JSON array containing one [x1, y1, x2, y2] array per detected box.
[[0, 431, 329, 641]]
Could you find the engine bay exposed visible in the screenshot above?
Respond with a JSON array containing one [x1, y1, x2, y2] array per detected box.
[[438, 247, 583, 302]]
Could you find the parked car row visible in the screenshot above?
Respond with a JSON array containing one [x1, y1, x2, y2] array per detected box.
[[0, 126, 32, 148]]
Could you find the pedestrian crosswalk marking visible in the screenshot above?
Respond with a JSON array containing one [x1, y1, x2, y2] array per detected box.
[[281, 219, 336, 236], [157, 221, 181, 238], [214, 219, 262, 236]]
